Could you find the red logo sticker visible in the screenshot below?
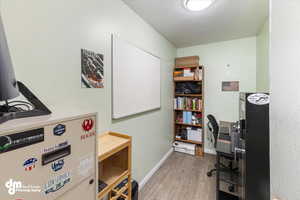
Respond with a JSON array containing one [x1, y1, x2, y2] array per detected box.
[[23, 158, 38, 171], [81, 132, 96, 140], [82, 119, 94, 132]]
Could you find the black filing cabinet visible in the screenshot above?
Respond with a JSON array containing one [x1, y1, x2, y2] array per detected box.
[[238, 93, 270, 200]]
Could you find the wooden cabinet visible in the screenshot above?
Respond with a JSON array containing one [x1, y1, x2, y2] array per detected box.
[[98, 132, 132, 200]]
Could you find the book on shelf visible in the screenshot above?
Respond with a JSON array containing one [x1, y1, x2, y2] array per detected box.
[[186, 127, 202, 142], [179, 111, 202, 125], [183, 68, 194, 77], [183, 111, 192, 124], [174, 97, 202, 111], [176, 127, 202, 142], [173, 68, 194, 78]]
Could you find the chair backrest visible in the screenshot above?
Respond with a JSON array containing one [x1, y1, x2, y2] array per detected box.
[[207, 114, 219, 148]]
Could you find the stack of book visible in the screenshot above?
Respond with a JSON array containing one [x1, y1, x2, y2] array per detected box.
[[183, 68, 194, 77], [186, 127, 202, 142], [174, 97, 202, 111]]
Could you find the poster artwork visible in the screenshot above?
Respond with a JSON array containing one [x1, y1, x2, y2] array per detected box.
[[222, 81, 239, 92], [81, 49, 104, 88]]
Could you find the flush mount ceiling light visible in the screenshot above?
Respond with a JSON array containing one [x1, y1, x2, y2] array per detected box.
[[184, 0, 215, 11]]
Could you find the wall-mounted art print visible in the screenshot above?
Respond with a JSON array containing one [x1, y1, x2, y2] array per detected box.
[[81, 49, 104, 88], [222, 81, 239, 92]]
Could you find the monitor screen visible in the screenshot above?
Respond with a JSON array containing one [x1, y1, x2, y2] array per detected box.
[[0, 14, 19, 101]]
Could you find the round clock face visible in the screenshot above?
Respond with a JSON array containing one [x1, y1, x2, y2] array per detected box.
[[247, 93, 270, 105]]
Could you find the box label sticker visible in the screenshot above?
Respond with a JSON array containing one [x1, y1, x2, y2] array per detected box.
[[51, 159, 64, 172], [82, 119, 94, 132], [81, 119, 95, 140], [23, 158, 38, 171], [78, 154, 94, 177], [247, 93, 270, 105], [53, 124, 66, 136], [43, 172, 71, 195], [42, 141, 69, 153], [0, 129, 44, 154]]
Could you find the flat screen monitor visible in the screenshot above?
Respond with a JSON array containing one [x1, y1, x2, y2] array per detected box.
[[0, 14, 19, 101]]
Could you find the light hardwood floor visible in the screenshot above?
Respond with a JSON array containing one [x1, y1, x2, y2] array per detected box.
[[140, 152, 216, 200]]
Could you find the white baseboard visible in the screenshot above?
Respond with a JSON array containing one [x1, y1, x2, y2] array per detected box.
[[139, 148, 173, 190], [204, 148, 216, 155]]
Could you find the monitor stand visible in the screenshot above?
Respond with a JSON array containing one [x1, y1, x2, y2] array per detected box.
[[0, 81, 51, 124]]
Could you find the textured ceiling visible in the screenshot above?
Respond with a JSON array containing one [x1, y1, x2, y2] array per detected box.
[[122, 0, 269, 47]]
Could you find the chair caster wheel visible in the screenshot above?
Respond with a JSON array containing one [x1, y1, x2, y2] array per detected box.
[[207, 172, 212, 177]]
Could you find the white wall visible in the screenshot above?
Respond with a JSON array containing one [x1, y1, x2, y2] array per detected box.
[[256, 19, 270, 92], [1, 0, 176, 182], [270, 0, 300, 199], [177, 37, 257, 153]]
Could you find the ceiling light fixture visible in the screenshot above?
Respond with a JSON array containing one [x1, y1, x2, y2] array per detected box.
[[184, 0, 215, 11]]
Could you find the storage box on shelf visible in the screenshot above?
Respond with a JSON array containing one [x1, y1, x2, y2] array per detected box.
[[173, 56, 205, 156], [98, 132, 132, 200]]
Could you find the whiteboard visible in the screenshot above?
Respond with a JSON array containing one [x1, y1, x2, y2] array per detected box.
[[112, 36, 161, 119]]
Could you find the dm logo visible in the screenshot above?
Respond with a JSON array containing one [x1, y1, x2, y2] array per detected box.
[[5, 179, 22, 195], [53, 124, 66, 136], [51, 159, 64, 172], [23, 158, 38, 171]]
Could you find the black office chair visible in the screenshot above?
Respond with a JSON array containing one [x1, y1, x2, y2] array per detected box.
[[206, 114, 238, 177], [206, 114, 219, 177]]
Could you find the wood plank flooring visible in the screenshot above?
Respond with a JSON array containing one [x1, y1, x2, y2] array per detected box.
[[140, 152, 216, 200]]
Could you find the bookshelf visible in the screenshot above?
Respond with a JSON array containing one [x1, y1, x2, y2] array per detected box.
[[173, 56, 205, 156]]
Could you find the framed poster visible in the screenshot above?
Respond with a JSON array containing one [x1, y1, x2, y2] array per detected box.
[[81, 49, 104, 88], [222, 81, 239, 92]]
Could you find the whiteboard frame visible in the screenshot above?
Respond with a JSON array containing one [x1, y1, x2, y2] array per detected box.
[[111, 35, 161, 119]]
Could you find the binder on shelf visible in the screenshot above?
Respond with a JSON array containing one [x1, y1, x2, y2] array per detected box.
[[188, 112, 192, 124]]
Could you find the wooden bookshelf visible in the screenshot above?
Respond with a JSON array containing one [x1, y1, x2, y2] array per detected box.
[[173, 56, 205, 156], [98, 132, 132, 200]]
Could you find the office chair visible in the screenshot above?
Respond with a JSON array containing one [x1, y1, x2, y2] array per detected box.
[[206, 114, 238, 177], [206, 114, 219, 177]]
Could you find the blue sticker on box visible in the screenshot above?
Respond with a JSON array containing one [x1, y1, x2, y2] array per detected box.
[[23, 158, 38, 171], [51, 159, 64, 172], [53, 124, 66, 136], [44, 172, 70, 194]]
